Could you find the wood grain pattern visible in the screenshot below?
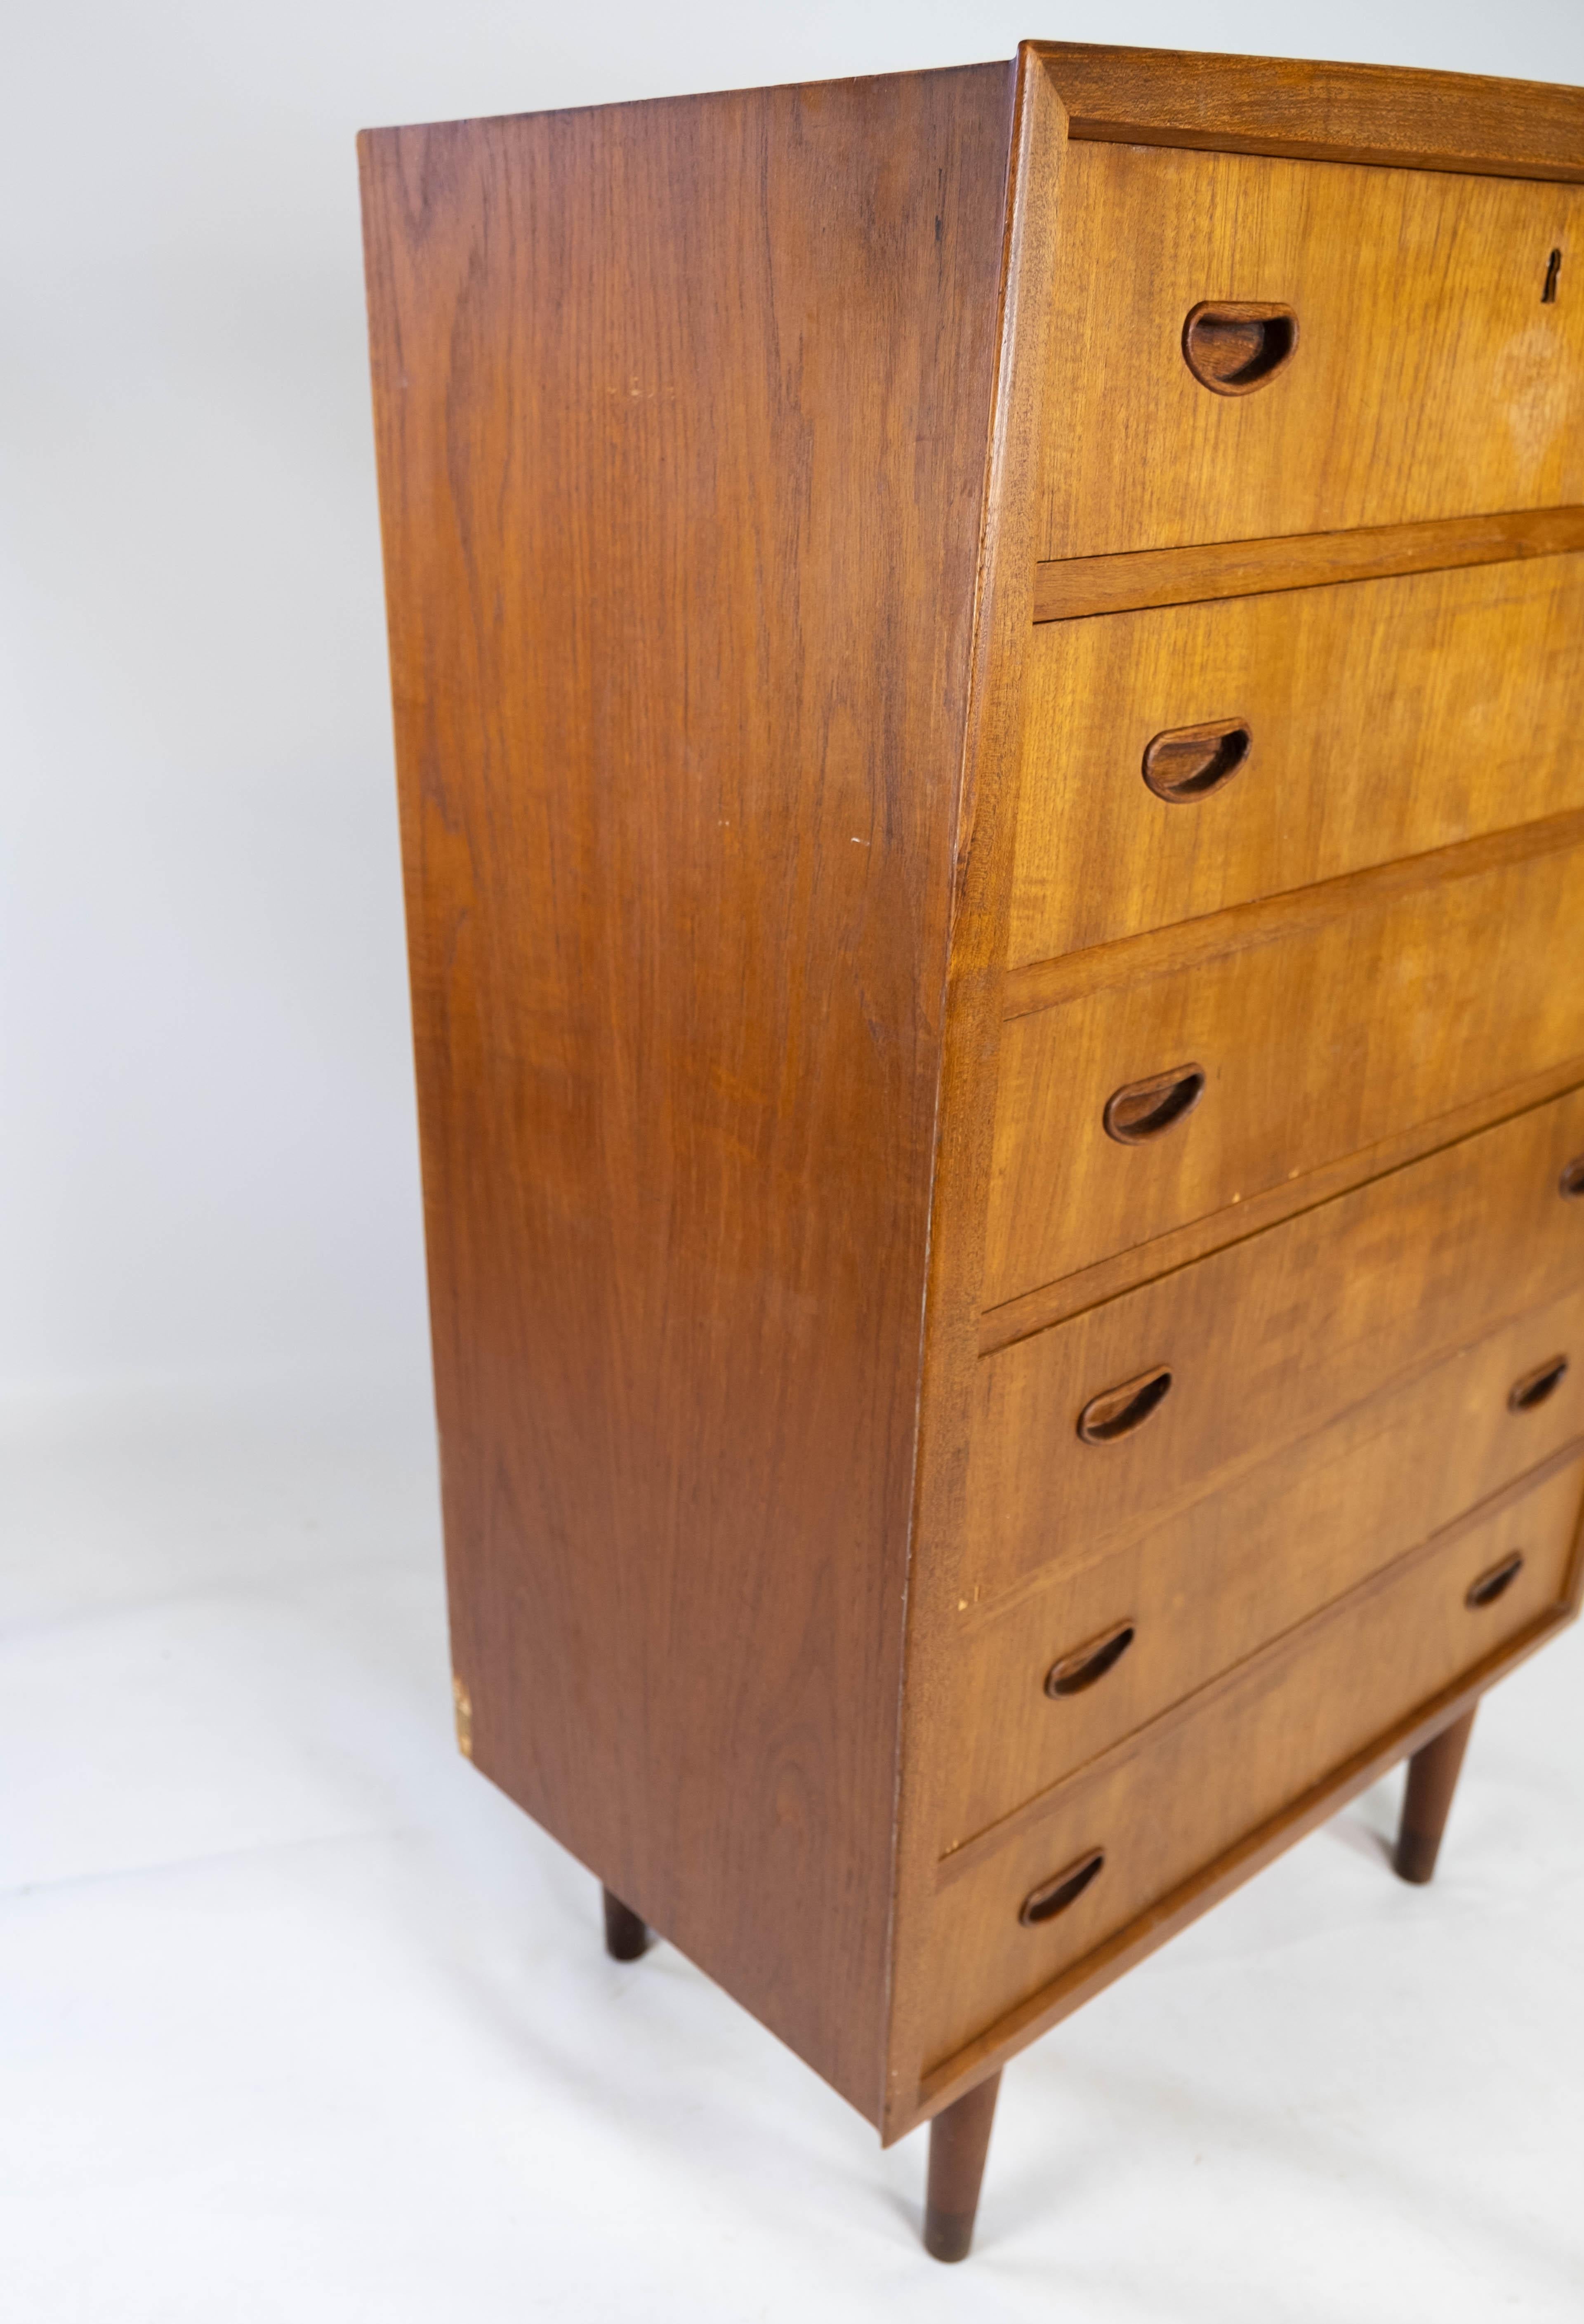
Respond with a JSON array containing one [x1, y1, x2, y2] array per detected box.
[[922, 1454, 1583, 2067], [1035, 42, 1584, 181], [988, 815, 1584, 1301], [921, 1668, 1568, 2117], [881, 42, 1069, 2147], [971, 1085, 1584, 1599], [360, 62, 1018, 2122], [1014, 552, 1584, 961], [913, 1600, 1575, 2118], [948, 1455, 1584, 1890], [1005, 809, 1584, 1017], [964, 1279, 1584, 1622], [943, 1302, 1584, 1847], [364, 42, 1584, 2199], [1031, 505, 1584, 621], [981, 1056, 1584, 1352], [1038, 143, 1584, 561]]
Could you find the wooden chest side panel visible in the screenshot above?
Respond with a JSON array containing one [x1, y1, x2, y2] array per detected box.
[[359, 64, 1016, 2115]]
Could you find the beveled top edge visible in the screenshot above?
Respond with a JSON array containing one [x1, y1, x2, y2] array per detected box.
[[1025, 39, 1584, 180]]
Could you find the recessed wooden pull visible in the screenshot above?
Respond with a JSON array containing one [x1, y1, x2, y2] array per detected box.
[[1103, 1064, 1206, 1145], [1019, 1849, 1106, 1927], [1142, 718, 1251, 802], [1046, 1622, 1136, 1698], [1560, 1155, 1584, 1199], [1508, 1354, 1568, 1412], [1182, 301, 1299, 395], [1466, 1551, 1525, 1608], [1077, 1366, 1173, 1445]]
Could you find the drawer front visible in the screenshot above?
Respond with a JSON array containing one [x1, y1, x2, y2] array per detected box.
[[1040, 144, 1584, 561], [925, 1457, 1584, 2070], [1011, 554, 1584, 965], [987, 823, 1584, 1303], [972, 1084, 1584, 1597], [945, 1289, 1584, 1851]]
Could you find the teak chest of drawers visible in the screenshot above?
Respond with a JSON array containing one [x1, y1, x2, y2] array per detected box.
[[360, 41, 1584, 2261]]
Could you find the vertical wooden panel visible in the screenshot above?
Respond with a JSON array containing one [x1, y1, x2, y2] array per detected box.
[[360, 66, 1015, 2116], [880, 47, 1069, 2142]]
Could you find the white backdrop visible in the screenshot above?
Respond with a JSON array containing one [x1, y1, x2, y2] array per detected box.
[[5, 7, 1584, 2320]]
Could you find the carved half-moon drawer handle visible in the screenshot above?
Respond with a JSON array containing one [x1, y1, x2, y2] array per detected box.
[[1046, 1622, 1136, 1699], [1077, 1366, 1173, 1445], [1560, 1155, 1584, 1199], [1143, 718, 1251, 803], [1104, 1064, 1206, 1145], [1020, 1849, 1106, 1927], [1466, 1551, 1525, 1609], [1183, 301, 1299, 395], [1509, 1355, 1568, 1413]]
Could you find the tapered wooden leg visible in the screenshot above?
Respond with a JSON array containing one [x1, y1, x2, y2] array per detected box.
[[923, 2070, 1001, 2263], [601, 1885, 651, 1960], [1394, 1705, 1477, 1885]]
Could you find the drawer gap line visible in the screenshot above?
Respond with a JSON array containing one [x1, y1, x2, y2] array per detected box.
[[908, 1605, 1575, 2127], [938, 1434, 1584, 1872], [1034, 506, 1584, 622], [978, 1066, 1584, 1354], [1003, 806, 1584, 1020]]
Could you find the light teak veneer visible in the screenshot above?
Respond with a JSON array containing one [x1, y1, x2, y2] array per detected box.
[[360, 40, 1584, 2265]]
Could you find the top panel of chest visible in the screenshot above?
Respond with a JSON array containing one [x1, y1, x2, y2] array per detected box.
[[1039, 141, 1584, 561]]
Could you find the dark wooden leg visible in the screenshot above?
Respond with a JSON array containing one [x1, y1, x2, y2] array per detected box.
[[601, 1884, 651, 1960], [923, 2070, 1001, 2263], [1394, 1704, 1478, 1885]]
